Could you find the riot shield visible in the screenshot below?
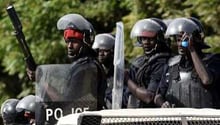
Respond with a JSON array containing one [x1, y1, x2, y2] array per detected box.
[[112, 22, 124, 109], [35, 63, 98, 125]]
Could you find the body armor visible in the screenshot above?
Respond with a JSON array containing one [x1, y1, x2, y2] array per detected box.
[[129, 55, 148, 82], [130, 53, 170, 108], [165, 55, 214, 108], [136, 53, 170, 87]]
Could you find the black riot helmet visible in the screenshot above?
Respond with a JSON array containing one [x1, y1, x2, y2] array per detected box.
[[57, 13, 95, 47], [130, 18, 169, 54], [165, 17, 210, 49], [1, 99, 19, 124], [163, 19, 173, 27], [130, 18, 166, 45], [92, 33, 115, 66], [92, 33, 115, 51], [1, 99, 29, 124], [188, 17, 205, 38], [150, 18, 167, 33], [150, 18, 172, 47], [188, 17, 210, 48], [165, 18, 199, 36], [16, 95, 36, 119]]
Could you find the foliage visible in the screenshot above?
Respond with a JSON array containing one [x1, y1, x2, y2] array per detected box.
[[0, 0, 219, 105]]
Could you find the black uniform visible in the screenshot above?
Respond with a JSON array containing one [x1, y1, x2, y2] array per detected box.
[[158, 54, 220, 108], [129, 53, 170, 108]]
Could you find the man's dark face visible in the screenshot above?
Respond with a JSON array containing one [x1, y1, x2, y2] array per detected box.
[[65, 38, 83, 60], [138, 36, 157, 54], [98, 49, 112, 65], [64, 29, 84, 60], [175, 33, 187, 55]]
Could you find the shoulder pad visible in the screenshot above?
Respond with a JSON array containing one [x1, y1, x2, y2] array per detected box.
[[72, 57, 97, 67], [203, 53, 220, 62], [130, 55, 146, 68], [148, 53, 170, 64], [168, 55, 181, 66], [75, 57, 90, 63]]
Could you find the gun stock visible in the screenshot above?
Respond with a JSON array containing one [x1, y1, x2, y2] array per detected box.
[[6, 5, 37, 71]]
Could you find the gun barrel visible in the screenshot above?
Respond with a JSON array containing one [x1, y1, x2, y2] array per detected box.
[[6, 5, 22, 31], [6, 5, 37, 71]]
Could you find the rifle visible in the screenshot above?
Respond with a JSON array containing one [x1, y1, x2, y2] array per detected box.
[[6, 5, 37, 71]]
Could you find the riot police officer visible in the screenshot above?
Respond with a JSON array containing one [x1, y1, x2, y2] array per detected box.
[[92, 33, 115, 74], [124, 18, 171, 108], [26, 14, 106, 124], [1, 98, 29, 125], [154, 17, 220, 108], [92, 33, 128, 109], [56, 13, 106, 109]]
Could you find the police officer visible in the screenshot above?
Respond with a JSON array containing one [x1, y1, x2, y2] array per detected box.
[[27, 14, 106, 109], [26, 14, 106, 124], [56, 13, 106, 110], [154, 17, 220, 108], [92, 33, 128, 109], [92, 33, 115, 109], [1, 98, 29, 125], [92, 33, 115, 76], [124, 18, 171, 108]]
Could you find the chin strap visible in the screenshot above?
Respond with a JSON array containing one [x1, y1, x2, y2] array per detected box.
[[144, 44, 158, 55], [68, 46, 84, 61]]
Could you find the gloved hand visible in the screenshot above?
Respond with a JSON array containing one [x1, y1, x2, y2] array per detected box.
[[26, 68, 35, 81], [161, 101, 172, 108]]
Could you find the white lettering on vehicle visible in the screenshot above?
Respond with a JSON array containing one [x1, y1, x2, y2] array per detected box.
[[46, 107, 89, 121]]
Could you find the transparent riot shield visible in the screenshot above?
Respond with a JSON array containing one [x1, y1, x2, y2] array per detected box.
[[35, 63, 98, 124]]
